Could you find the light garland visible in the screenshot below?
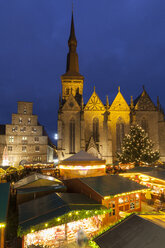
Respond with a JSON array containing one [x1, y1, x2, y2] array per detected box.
[[18, 208, 111, 237], [59, 165, 106, 170], [0, 223, 6, 228], [104, 189, 149, 200]]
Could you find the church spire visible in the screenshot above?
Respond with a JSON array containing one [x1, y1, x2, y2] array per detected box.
[[65, 11, 80, 75], [68, 12, 77, 46]]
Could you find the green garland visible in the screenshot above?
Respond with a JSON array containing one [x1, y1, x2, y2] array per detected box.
[[88, 213, 132, 248], [18, 208, 111, 237]]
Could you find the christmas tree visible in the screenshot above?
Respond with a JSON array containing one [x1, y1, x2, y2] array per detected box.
[[117, 125, 159, 166]]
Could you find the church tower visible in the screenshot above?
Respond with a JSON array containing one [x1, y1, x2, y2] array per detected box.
[[61, 12, 84, 104], [58, 12, 85, 161]]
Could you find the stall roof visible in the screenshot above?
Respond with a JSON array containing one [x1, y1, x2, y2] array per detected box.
[[94, 214, 165, 248], [0, 183, 10, 223], [63, 150, 103, 162], [143, 170, 165, 181], [14, 173, 62, 189], [19, 192, 105, 231], [17, 185, 66, 194], [126, 167, 155, 173], [80, 175, 147, 197]]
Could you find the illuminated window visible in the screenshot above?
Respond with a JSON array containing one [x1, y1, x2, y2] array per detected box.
[[93, 117, 99, 142], [118, 197, 124, 204], [35, 146, 40, 152], [33, 156, 41, 162], [28, 118, 31, 124], [116, 118, 125, 153], [32, 127, 37, 133], [22, 136, 27, 140], [19, 118, 22, 123], [9, 136, 14, 143], [12, 127, 15, 132], [69, 118, 75, 153], [22, 146, 26, 152], [8, 146, 12, 151]]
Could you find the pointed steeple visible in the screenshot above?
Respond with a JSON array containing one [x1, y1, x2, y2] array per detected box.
[[68, 12, 77, 46], [63, 11, 82, 76]]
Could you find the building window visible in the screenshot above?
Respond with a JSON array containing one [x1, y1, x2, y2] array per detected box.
[[24, 107, 27, 114], [33, 156, 41, 162], [93, 117, 99, 142], [28, 118, 31, 124], [34, 137, 39, 142], [9, 136, 14, 143], [130, 202, 135, 210], [76, 88, 79, 94], [22, 146, 27, 152], [20, 127, 26, 132], [35, 146, 40, 152], [22, 136, 27, 140], [32, 128, 37, 133], [19, 118, 22, 123], [8, 146, 12, 151], [141, 118, 148, 133], [66, 88, 69, 95], [69, 118, 75, 153], [116, 118, 125, 153]]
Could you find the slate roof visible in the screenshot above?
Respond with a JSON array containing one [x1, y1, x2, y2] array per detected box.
[[144, 170, 165, 181], [63, 150, 103, 162], [19, 192, 104, 231], [127, 166, 155, 173], [14, 173, 62, 189], [0, 183, 10, 223], [94, 214, 165, 248], [80, 175, 147, 197]]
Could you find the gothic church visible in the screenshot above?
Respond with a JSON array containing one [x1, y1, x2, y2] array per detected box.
[[57, 13, 165, 164]]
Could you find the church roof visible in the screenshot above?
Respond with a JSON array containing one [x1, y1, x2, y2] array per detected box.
[[110, 87, 130, 111], [84, 89, 105, 111], [63, 150, 103, 162], [134, 88, 156, 111]]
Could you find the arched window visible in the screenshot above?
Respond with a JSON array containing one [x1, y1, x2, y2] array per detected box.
[[76, 88, 79, 94], [93, 118, 99, 142], [116, 118, 125, 153], [70, 118, 75, 153], [141, 118, 148, 133], [66, 88, 69, 95]]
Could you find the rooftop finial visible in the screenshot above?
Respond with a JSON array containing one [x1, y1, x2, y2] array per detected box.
[[130, 96, 134, 109], [106, 95, 109, 110], [118, 86, 120, 92], [94, 86, 95, 92]]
